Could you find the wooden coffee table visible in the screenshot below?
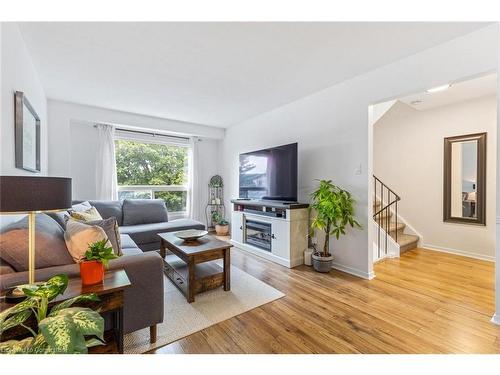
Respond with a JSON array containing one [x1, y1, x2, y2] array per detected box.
[[159, 233, 232, 303]]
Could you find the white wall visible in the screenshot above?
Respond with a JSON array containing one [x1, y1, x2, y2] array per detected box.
[[196, 137, 224, 225], [1, 23, 47, 176], [374, 96, 497, 261], [1, 24, 2, 157], [48, 100, 223, 223], [223, 24, 498, 279], [0, 23, 48, 228], [48, 100, 224, 178]]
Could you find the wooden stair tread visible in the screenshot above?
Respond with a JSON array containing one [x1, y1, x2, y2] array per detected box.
[[397, 233, 419, 253], [373, 191, 419, 254], [396, 233, 418, 246], [374, 210, 392, 220], [386, 221, 405, 233]]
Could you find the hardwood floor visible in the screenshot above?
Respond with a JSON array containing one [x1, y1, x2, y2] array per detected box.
[[149, 247, 500, 354]]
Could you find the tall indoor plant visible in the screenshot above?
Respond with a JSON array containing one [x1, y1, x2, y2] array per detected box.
[[309, 180, 362, 272], [0, 274, 104, 354]]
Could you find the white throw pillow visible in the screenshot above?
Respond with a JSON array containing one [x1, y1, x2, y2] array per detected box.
[[64, 219, 112, 263]]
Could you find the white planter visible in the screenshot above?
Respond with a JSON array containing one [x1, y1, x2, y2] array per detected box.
[[304, 248, 313, 266]]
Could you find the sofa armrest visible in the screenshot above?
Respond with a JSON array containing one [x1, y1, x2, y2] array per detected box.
[[0, 263, 81, 289], [108, 251, 164, 333]]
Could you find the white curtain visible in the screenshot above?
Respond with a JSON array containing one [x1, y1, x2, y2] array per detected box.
[[188, 137, 201, 221], [95, 124, 118, 200]]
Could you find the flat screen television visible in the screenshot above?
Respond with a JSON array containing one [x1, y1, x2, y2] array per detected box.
[[239, 142, 298, 202]]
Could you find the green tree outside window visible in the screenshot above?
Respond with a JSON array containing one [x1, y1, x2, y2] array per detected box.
[[115, 140, 189, 212]]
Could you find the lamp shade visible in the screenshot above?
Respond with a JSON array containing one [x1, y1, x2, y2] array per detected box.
[[0, 176, 72, 212]]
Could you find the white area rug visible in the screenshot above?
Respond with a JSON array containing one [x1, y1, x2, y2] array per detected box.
[[124, 264, 285, 354]]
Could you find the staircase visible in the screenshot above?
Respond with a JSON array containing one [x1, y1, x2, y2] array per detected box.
[[373, 175, 419, 259]]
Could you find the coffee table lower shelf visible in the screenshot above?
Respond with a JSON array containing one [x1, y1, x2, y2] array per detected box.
[[164, 254, 225, 302]]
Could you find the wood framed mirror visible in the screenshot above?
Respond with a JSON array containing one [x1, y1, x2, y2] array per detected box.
[[443, 132, 486, 225], [14, 91, 41, 173]]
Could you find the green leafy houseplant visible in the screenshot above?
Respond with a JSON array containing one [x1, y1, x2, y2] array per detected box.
[[309, 180, 362, 271], [211, 211, 229, 235], [0, 274, 104, 354], [80, 239, 118, 285], [84, 239, 118, 269]]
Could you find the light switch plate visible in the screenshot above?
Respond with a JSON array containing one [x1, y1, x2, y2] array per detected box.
[[355, 163, 362, 175]]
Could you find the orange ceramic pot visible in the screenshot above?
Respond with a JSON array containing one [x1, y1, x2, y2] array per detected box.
[[80, 260, 104, 285]]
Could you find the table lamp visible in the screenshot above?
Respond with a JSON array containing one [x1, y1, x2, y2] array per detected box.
[[0, 176, 72, 284]]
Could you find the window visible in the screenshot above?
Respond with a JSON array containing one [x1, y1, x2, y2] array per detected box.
[[114, 133, 190, 217]]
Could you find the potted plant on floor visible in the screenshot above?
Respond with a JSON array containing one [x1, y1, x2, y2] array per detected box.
[[80, 239, 118, 285], [0, 274, 104, 354], [212, 211, 229, 236], [309, 180, 362, 273]]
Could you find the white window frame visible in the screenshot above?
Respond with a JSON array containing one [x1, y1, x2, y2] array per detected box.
[[114, 129, 191, 219]]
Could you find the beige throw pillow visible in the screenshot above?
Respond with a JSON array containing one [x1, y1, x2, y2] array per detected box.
[[64, 219, 112, 263], [70, 206, 103, 222]]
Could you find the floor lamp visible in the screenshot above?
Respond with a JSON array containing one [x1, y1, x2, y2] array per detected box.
[[0, 176, 72, 284]]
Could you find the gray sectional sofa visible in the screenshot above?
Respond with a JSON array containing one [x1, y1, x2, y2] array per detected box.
[[72, 199, 206, 252], [0, 198, 206, 342]]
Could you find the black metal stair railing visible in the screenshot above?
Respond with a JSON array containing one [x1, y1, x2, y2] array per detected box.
[[373, 175, 401, 259]]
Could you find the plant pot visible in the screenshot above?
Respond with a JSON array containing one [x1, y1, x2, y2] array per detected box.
[[79, 260, 104, 285], [312, 252, 333, 273], [215, 224, 229, 236]]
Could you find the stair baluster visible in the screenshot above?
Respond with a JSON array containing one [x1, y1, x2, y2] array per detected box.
[[373, 175, 401, 258]]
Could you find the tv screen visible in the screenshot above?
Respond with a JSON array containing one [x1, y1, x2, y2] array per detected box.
[[239, 142, 298, 202]]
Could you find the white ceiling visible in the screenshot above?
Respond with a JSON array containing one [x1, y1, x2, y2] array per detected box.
[[400, 73, 497, 111], [18, 22, 490, 128]]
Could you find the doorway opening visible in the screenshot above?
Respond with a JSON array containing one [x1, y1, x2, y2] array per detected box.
[[369, 73, 497, 264]]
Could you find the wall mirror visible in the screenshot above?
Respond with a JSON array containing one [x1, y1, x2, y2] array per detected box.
[[443, 132, 486, 225], [15, 91, 41, 173]]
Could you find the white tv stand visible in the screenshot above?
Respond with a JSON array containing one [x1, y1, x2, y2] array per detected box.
[[230, 199, 309, 268]]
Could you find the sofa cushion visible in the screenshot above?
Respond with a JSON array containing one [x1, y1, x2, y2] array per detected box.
[[88, 200, 124, 226], [47, 211, 69, 229], [70, 206, 103, 222], [72, 201, 92, 212], [47, 201, 91, 229], [0, 214, 74, 271], [86, 217, 122, 256], [120, 234, 140, 251], [0, 259, 15, 275], [122, 199, 168, 226], [119, 219, 205, 245]]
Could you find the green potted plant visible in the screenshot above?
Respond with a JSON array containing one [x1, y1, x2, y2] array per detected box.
[[211, 211, 229, 236], [80, 239, 118, 285], [0, 274, 104, 354], [309, 180, 362, 273]]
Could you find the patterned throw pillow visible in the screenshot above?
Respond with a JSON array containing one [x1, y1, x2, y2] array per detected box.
[[86, 217, 122, 256], [70, 206, 103, 222], [64, 219, 113, 263]]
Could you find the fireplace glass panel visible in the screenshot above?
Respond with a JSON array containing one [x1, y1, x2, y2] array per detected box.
[[245, 219, 272, 251]]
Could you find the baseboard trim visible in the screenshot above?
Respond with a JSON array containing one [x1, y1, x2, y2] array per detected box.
[[491, 313, 500, 325], [331, 261, 375, 280], [230, 240, 293, 268], [422, 243, 495, 262]]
